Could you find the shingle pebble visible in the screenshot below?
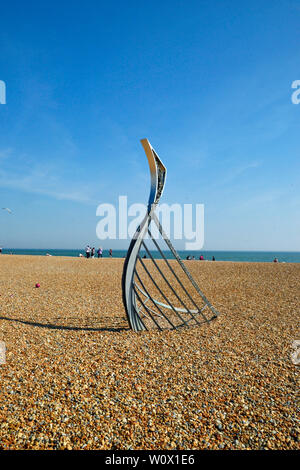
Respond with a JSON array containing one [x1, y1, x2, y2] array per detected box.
[[0, 255, 299, 450]]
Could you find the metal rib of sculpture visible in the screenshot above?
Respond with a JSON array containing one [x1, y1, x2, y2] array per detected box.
[[122, 139, 220, 331]]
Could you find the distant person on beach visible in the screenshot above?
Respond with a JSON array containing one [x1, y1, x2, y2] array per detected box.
[[212, 256, 215, 261], [199, 255, 204, 260], [109, 249, 112, 257], [91, 247, 95, 258], [97, 247, 103, 258], [0, 247, 2, 254], [273, 257, 278, 263], [85, 245, 91, 258]]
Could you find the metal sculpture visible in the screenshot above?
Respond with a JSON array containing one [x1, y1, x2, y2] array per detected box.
[[122, 139, 220, 331]]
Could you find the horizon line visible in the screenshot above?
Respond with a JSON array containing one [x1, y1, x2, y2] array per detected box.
[[1, 248, 300, 253]]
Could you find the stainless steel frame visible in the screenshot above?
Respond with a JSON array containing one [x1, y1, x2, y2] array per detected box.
[[122, 139, 220, 331]]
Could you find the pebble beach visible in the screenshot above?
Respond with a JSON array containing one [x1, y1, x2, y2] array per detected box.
[[0, 255, 299, 450]]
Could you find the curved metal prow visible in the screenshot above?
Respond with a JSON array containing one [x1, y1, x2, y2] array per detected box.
[[140, 138, 167, 212]]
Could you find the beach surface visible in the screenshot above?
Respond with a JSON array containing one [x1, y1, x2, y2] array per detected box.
[[0, 255, 299, 450]]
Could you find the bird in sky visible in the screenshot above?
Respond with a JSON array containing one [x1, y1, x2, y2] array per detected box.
[[2, 208, 12, 213]]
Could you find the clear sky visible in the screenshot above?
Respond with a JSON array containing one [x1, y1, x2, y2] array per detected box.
[[0, 0, 299, 250]]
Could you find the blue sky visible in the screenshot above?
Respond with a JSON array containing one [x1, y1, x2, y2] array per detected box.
[[0, 0, 299, 250]]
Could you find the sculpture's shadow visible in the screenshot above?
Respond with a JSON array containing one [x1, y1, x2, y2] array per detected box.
[[0, 315, 129, 333]]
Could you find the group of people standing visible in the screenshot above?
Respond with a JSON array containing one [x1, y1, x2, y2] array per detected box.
[[186, 254, 215, 261], [84, 246, 112, 259]]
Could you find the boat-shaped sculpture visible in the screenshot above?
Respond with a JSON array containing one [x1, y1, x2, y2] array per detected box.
[[122, 139, 220, 331]]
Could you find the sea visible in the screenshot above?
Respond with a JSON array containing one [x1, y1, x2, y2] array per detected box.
[[1, 249, 300, 263]]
